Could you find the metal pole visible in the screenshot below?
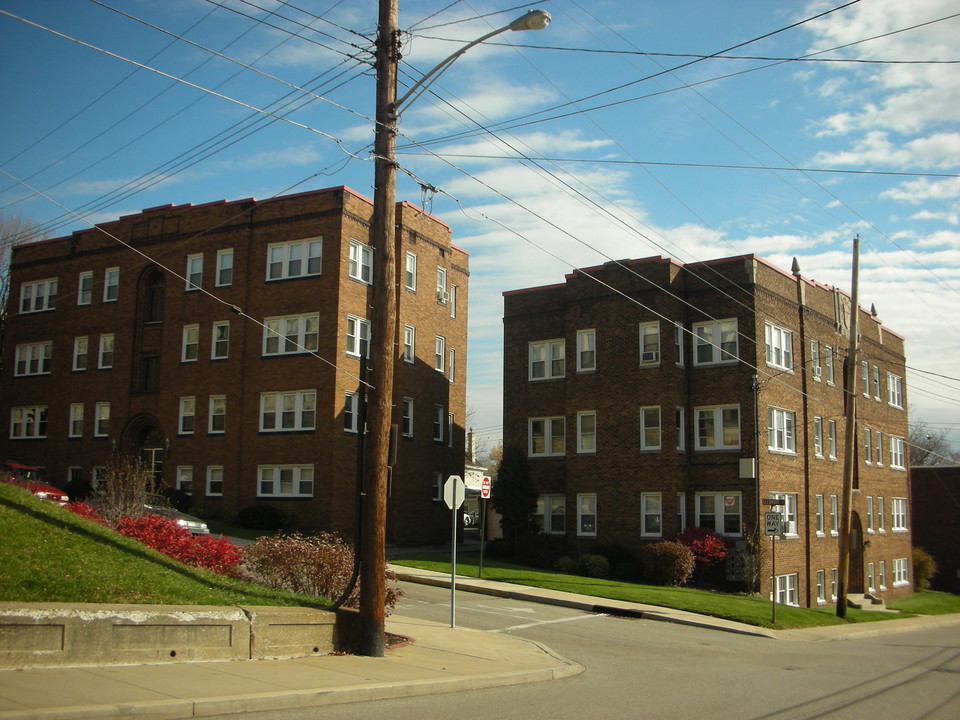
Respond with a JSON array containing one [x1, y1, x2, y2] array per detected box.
[[479, 498, 486, 578], [771, 534, 776, 625], [450, 484, 459, 628]]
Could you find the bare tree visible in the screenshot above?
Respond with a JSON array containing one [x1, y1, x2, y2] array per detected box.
[[908, 418, 954, 466], [94, 453, 152, 525]]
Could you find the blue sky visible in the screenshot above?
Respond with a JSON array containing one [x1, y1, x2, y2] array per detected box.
[[2, 0, 958, 458]]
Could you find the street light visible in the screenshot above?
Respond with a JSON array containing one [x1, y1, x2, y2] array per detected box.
[[359, 1, 550, 658]]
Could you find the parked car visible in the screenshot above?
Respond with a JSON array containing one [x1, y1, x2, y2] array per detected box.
[[463, 508, 480, 527], [0, 461, 69, 506], [144, 493, 210, 535]]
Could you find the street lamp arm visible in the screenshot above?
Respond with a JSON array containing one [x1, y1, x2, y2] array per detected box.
[[393, 9, 551, 113]]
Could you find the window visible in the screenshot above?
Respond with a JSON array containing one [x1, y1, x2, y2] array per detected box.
[[831, 568, 839, 600], [829, 494, 838, 535], [816, 569, 826, 604], [675, 408, 686, 451], [677, 492, 686, 532], [449, 284, 458, 318], [78, 271, 93, 305], [139, 355, 160, 393], [405, 252, 417, 291], [770, 493, 798, 535], [877, 497, 885, 532], [893, 557, 908, 586], [640, 406, 661, 450], [814, 495, 824, 535], [695, 405, 740, 450], [267, 238, 322, 280], [887, 373, 903, 408], [20, 278, 57, 313], [872, 366, 881, 400], [814, 417, 823, 457], [535, 494, 566, 534], [177, 467, 193, 494], [263, 313, 319, 356], [212, 322, 230, 359], [577, 411, 596, 453], [432, 472, 443, 502], [436, 267, 447, 303], [432, 405, 445, 442], [182, 324, 199, 362], [864, 426, 872, 464], [447, 412, 454, 447], [577, 493, 597, 536], [98, 334, 115, 369], [401, 398, 413, 437], [346, 316, 370, 358], [890, 435, 906, 469], [344, 392, 360, 434], [206, 467, 223, 496], [828, 420, 838, 459], [577, 329, 596, 372], [209, 396, 226, 434], [69, 403, 84, 438], [774, 573, 799, 606], [94, 402, 110, 437], [434, 336, 445, 373], [879, 560, 887, 590], [674, 323, 684, 366], [866, 496, 874, 532], [639, 321, 660, 365], [891, 497, 907, 531], [260, 390, 316, 432], [767, 407, 796, 453], [14, 342, 52, 376], [811, 340, 821, 380], [696, 493, 742, 535], [764, 323, 793, 371], [824, 345, 835, 385], [868, 562, 876, 592], [258, 465, 314, 498], [348, 239, 373, 283], [875, 431, 883, 466], [448, 348, 455, 383], [93, 467, 107, 491], [403, 326, 415, 364], [641, 493, 662, 536], [693, 318, 737, 365], [529, 339, 565, 380], [144, 271, 165, 323], [529, 417, 565, 456], [73, 336, 88, 371], [861, 361, 869, 396], [186, 254, 203, 291], [178, 397, 195, 434], [216, 249, 233, 286], [102, 266, 119, 302]]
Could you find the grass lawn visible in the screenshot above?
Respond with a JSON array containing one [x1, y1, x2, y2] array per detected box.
[[392, 552, 960, 630], [0, 482, 329, 609]]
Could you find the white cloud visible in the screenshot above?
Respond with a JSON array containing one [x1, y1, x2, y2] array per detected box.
[[881, 175, 960, 203], [811, 131, 960, 169]]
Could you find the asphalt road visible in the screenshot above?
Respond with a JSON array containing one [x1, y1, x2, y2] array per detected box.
[[209, 581, 960, 720]]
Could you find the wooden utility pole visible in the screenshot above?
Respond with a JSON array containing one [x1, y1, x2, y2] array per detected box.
[[836, 235, 860, 619], [359, 0, 399, 657]]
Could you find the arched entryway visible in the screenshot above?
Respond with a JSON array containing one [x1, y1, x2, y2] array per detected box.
[[121, 415, 166, 490], [848, 511, 865, 593]]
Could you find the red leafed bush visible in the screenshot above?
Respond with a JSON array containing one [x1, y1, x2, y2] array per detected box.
[[242, 532, 403, 613], [66, 501, 106, 525], [114, 513, 242, 576], [675, 526, 729, 566], [178, 534, 244, 575]]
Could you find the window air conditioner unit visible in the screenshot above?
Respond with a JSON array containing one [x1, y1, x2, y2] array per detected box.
[[437, 290, 449, 304], [642, 351, 660, 363]]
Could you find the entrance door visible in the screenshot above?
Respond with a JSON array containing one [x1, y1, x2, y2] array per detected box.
[[139, 427, 165, 490], [848, 512, 865, 593]]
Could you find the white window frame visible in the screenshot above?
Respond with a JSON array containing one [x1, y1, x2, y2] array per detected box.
[[434, 336, 445, 373], [176, 466, 193, 495], [815, 494, 824, 535], [208, 395, 226, 434], [693, 318, 738, 365], [73, 336, 88, 371], [436, 267, 447, 304], [891, 497, 908, 531], [178, 397, 195, 435], [185, 254, 203, 292], [828, 420, 837, 460], [20, 278, 57, 314], [448, 284, 458, 319], [887, 373, 903, 408], [212, 321, 230, 360], [266, 238, 322, 281], [829, 494, 839, 535], [816, 569, 826, 605], [10, 406, 48, 439], [216, 248, 234, 287], [260, 390, 316, 432], [879, 560, 887, 590], [677, 492, 686, 533], [405, 252, 417, 291], [864, 426, 872, 464], [535, 494, 566, 535], [182, 324, 199, 362], [207, 466, 224, 496], [675, 407, 686, 451], [529, 417, 565, 457], [577, 329, 596, 372], [893, 557, 908, 586], [344, 392, 360, 434], [401, 398, 413, 438], [257, 465, 314, 498], [432, 472, 443, 502], [674, 323, 684, 366], [875, 430, 883, 466], [98, 334, 114, 369], [577, 493, 597, 536], [94, 402, 110, 438], [641, 492, 662, 537], [433, 405, 444, 443], [448, 348, 455, 383], [774, 573, 799, 606], [861, 361, 870, 397], [831, 568, 839, 601], [877, 496, 885, 533], [14, 342, 52, 377], [69, 403, 84, 438], [639, 321, 660, 366], [767, 407, 796, 453], [764, 322, 793, 371], [78, 271, 93, 305], [868, 562, 876, 592], [640, 406, 661, 451], [263, 313, 319, 356], [890, 435, 906, 469], [810, 340, 821, 380], [814, 416, 823, 457], [694, 405, 740, 450], [770, 492, 798, 535], [866, 496, 874, 533], [346, 316, 370, 358], [348, 239, 373, 284], [872, 365, 881, 400], [824, 345, 835, 385], [695, 492, 742, 536], [403, 325, 416, 364], [529, 339, 565, 380], [576, 411, 596, 454], [103, 267, 120, 302]]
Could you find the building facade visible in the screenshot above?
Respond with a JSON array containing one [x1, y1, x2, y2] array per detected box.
[[1, 186, 468, 546], [503, 254, 913, 607], [910, 465, 959, 595]]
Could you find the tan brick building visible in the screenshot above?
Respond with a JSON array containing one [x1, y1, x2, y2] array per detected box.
[[503, 254, 913, 608], [1, 186, 468, 546]]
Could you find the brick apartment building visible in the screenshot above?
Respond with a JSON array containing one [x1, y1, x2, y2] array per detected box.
[[503, 254, 914, 608], [0, 186, 468, 546]]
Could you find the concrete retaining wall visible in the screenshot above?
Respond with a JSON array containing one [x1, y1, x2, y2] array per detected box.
[[0, 603, 336, 669]]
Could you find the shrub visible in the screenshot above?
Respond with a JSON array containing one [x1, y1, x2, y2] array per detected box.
[[236, 504, 287, 531], [66, 501, 105, 525], [577, 553, 610, 578], [158, 487, 193, 513], [242, 532, 402, 613], [484, 538, 515, 558], [676, 526, 728, 566], [593, 544, 635, 568], [612, 561, 642, 581], [639, 541, 695, 586], [64, 478, 94, 502], [554, 555, 578, 574], [187, 500, 221, 520], [913, 547, 938, 590], [516, 532, 566, 569], [93, 453, 152, 525]]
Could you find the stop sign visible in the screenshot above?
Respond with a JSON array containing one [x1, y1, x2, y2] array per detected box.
[[443, 475, 465, 509], [480, 476, 492, 499]]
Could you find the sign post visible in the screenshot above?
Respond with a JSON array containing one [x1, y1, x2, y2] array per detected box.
[[479, 476, 491, 578], [443, 474, 465, 628], [763, 498, 785, 625]]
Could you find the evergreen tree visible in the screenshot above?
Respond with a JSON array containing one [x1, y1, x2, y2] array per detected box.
[[491, 445, 538, 545]]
